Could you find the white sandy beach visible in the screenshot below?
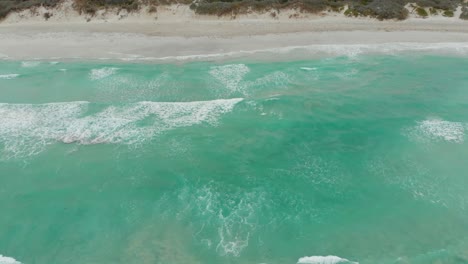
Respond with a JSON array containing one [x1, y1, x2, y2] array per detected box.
[[1, 1, 468, 61]]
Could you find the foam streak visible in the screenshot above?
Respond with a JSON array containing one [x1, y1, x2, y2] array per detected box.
[[0, 98, 243, 159], [297, 255, 358, 264], [0, 254, 21, 264]]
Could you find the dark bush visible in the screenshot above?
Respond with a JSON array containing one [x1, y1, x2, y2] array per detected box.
[[143, 0, 192, 5], [416, 7, 428, 16], [297, 0, 329, 13], [414, 0, 459, 11], [43, 11, 53, 19], [346, 0, 408, 20], [179, 0, 466, 19], [74, 0, 140, 15], [443, 9, 453, 16], [344, 7, 358, 16], [0, 0, 61, 19], [194, 1, 240, 15], [192, 0, 349, 16], [460, 5, 468, 19], [0, 0, 467, 20]]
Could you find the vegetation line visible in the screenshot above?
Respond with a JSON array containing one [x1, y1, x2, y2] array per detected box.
[[1, 0, 468, 21]]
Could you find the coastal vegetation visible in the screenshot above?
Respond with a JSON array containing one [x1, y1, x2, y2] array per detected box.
[[74, 0, 140, 14], [0, 0, 60, 19], [416, 7, 429, 17], [462, 5, 468, 19], [443, 9, 454, 16], [0, 0, 467, 20]]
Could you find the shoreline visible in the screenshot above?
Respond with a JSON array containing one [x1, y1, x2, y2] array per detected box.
[[1, 30, 468, 62]]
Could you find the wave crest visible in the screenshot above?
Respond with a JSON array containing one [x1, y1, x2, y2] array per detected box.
[[90, 67, 119, 80], [21, 61, 40, 68], [0, 254, 21, 264], [297, 255, 358, 264], [404, 118, 465, 144], [0, 98, 243, 159], [0, 74, 19, 80], [210, 64, 250, 95]]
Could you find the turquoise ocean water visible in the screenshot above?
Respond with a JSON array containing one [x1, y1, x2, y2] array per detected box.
[[1, 50, 468, 264]]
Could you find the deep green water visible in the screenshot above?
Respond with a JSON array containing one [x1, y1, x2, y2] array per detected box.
[[1, 54, 468, 264]]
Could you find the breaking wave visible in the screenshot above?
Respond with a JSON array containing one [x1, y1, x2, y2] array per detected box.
[[0, 74, 19, 80], [0, 254, 21, 264], [0, 98, 243, 159], [297, 255, 358, 264], [404, 118, 465, 143], [210, 64, 250, 95], [90, 67, 119, 80], [21, 61, 40, 68]]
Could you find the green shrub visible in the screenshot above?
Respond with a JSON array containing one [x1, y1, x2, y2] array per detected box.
[[0, 0, 61, 19], [194, 1, 240, 16], [460, 5, 468, 19], [416, 7, 428, 17], [298, 0, 330, 13], [415, 0, 458, 11], [347, 0, 409, 20], [74, 0, 140, 15], [148, 5, 157, 12], [143, 0, 192, 5], [443, 9, 453, 16], [192, 0, 348, 16], [0, 0, 466, 21], [344, 8, 359, 17]]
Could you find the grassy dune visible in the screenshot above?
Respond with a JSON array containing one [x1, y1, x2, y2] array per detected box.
[[1, 0, 468, 20]]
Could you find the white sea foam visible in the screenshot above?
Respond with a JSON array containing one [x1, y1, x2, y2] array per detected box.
[[130, 42, 468, 62], [0, 98, 243, 159], [89, 67, 119, 80], [335, 68, 358, 79], [368, 156, 451, 208], [6, 42, 468, 62], [215, 195, 256, 257], [95, 72, 169, 102], [210, 64, 250, 94], [173, 183, 263, 257], [209, 65, 291, 96], [0, 74, 19, 80], [300, 67, 318, 71], [297, 255, 358, 264], [21, 61, 40, 68], [0, 254, 21, 264], [406, 118, 465, 143], [249, 71, 290, 88]]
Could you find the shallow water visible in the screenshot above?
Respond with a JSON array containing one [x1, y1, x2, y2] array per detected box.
[[1, 53, 468, 264]]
